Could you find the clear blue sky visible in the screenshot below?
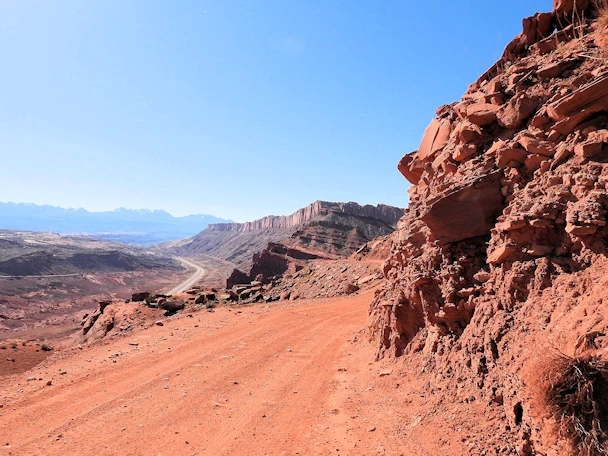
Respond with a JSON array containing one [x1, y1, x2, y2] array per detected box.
[[1, 0, 550, 222]]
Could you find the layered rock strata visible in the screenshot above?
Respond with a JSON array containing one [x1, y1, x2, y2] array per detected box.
[[226, 208, 398, 286], [163, 201, 404, 270], [207, 201, 404, 233], [370, 2, 608, 453]]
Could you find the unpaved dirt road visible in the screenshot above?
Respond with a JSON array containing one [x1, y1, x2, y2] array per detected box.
[[166, 257, 206, 295], [0, 292, 387, 455], [0, 291, 468, 455]]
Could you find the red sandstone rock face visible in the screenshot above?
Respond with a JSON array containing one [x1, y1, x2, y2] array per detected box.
[[80, 300, 163, 343], [419, 171, 504, 245], [374, 5, 608, 454], [554, 0, 590, 21], [226, 242, 328, 288]]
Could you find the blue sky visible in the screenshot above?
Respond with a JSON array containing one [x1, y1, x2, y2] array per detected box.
[[1, 0, 550, 222]]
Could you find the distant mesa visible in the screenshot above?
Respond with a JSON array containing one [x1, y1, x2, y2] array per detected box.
[[0, 230, 180, 276], [205, 201, 404, 233], [161, 200, 405, 286]]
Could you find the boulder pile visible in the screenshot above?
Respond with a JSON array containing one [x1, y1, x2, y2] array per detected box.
[[190, 258, 382, 304]]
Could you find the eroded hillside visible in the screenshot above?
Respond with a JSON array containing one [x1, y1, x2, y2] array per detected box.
[[0, 231, 185, 339], [163, 201, 403, 269], [0, 230, 179, 276], [163, 200, 403, 287], [369, 1, 608, 454]]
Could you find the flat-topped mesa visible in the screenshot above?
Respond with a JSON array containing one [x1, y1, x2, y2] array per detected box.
[[205, 201, 404, 233], [164, 200, 405, 271]]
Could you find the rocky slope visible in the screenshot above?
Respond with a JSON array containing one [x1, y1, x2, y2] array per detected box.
[[78, 257, 383, 345], [221, 202, 403, 286], [0, 230, 179, 276], [163, 201, 403, 283], [369, 2, 608, 454]]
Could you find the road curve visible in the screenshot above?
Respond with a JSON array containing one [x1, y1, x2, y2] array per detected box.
[[0, 292, 392, 455], [166, 257, 206, 295]]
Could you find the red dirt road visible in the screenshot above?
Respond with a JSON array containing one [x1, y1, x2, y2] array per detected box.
[[0, 292, 380, 455], [0, 291, 469, 455]]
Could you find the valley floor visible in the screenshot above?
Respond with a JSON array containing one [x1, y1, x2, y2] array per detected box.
[[0, 291, 476, 456]]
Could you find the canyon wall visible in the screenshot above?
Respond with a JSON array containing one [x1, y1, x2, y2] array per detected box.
[[205, 201, 404, 232], [226, 209, 398, 286], [165, 201, 404, 270]]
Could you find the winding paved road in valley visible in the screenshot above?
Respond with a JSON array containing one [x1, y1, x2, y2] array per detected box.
[[166, 257, 206, 295]]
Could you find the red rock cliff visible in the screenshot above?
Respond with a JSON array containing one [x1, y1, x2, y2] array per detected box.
[[206, 201, 404, 232], [369, 3, 608, 453]]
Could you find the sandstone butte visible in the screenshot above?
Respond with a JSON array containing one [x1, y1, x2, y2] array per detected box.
[[4, 2, 608, 455]]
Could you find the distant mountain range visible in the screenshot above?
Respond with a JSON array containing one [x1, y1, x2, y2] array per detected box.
[[0, 202, 233, 245]]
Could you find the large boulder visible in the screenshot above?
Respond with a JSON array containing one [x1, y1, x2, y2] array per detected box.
[[131, 292, 150, 302], [419, 172, 504, 245], [417, 118, 452, 161], [158, 300, 185, 315]]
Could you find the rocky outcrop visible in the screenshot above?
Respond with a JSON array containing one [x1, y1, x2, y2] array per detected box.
[[206, 201, 404, 233], [79, 295, 191, 343], [130, 292, 150, 302], [80, 300, 121, 343], [370, 5, 608, 454], [419, 171, 504, 244], [164, 201, 404, 273], [224, 208, 399, 286], [226, 242, 330, 288]]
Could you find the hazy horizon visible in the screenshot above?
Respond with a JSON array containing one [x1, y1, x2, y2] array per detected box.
[[0, 198, 402, 222], [0, 200, 227, 219]]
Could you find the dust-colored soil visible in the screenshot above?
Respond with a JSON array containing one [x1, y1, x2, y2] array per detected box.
[[0, 290, 473, 456], [0, 342, 53, 377], [0, 269, 190, 342]]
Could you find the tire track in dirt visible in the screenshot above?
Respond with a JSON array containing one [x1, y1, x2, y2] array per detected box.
[[0, 294, 367, 455]]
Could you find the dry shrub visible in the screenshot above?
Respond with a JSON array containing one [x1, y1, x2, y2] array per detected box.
[[540, 353, 608, 456], [600, 8, 608, 27], [592, 0, 608, 27]]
